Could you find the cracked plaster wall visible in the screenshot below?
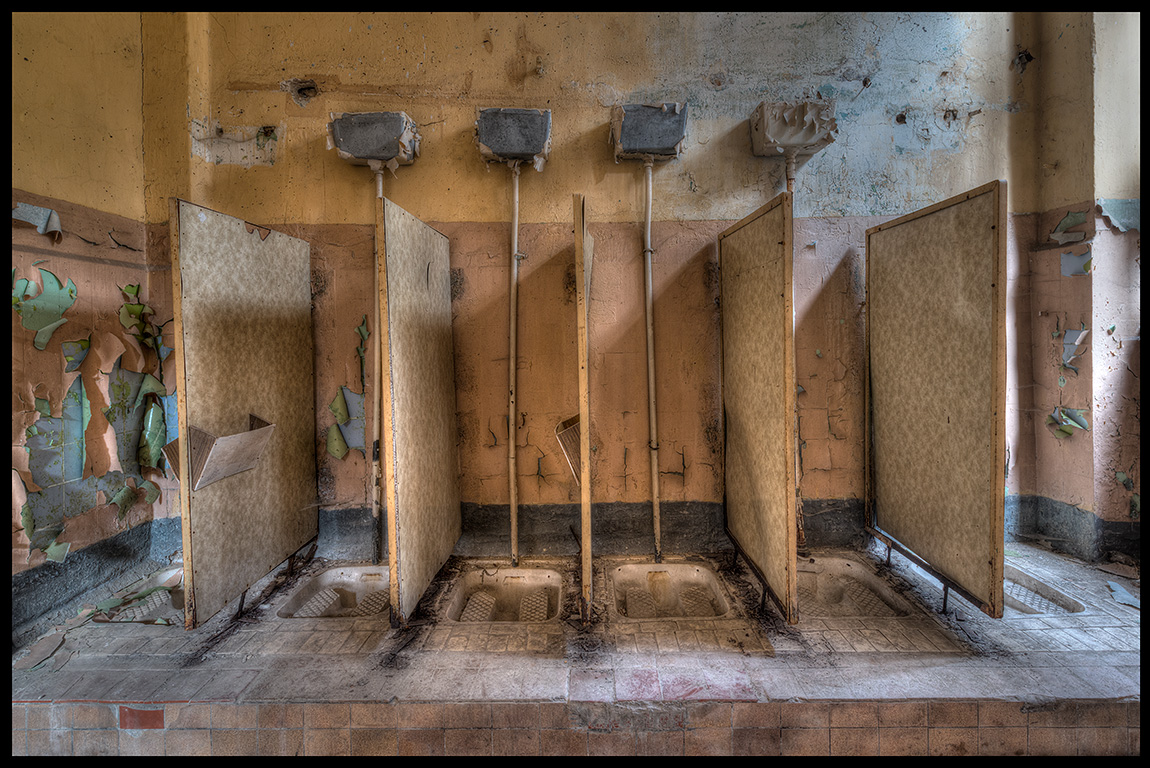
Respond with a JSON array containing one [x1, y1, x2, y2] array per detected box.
[[11, 13, 1139, 575]]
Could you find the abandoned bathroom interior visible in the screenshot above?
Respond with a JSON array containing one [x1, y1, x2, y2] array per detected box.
[[11, 12, 1140, 756]]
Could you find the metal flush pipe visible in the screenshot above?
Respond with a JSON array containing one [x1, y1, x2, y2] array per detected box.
[[371, 168, 385, 565], [509, 161, 521, 567], [643, 158, 662, 563], [784, 150, 797, 195]]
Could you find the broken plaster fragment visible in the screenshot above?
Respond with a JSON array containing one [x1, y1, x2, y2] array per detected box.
[[12, 268, 78, 350], [1106, 581, 1140, 609], [12, 631, 66, 671], [44, 538, 70, 563]]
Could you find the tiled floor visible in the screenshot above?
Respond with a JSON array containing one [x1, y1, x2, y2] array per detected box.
[[11, 541, 1140, 755]]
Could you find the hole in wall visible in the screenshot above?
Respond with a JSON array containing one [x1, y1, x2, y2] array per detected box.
[[281, 78, 319, 107]]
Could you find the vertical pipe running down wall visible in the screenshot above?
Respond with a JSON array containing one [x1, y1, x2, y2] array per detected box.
[[644, 159, 662, 563], [372, 170, 385, 565], [509, 161, 521, 567]]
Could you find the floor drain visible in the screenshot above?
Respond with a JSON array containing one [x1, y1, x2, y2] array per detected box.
[[460, 590, 496, 621], [518, 590, 549, 622]]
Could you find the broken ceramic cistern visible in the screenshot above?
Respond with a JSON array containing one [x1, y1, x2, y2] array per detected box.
[[750, 101, 838, 193]]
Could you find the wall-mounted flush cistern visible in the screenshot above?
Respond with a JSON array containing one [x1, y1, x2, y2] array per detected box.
[[326, 111, 421, 198], [750, 101, 838, 193]]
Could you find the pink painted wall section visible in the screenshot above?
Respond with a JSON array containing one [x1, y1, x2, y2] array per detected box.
[[10, 193, 1139, 575], [1005, 212, 1039, 497], [1027, 203, 1097, 511], [441, 219, 728, 508], [443, 214, 893, 510], [12, 191, 179, 575], [793, 216, 888, 501], [281, 223, 377, 514], [1091, 217, 1140, 523]]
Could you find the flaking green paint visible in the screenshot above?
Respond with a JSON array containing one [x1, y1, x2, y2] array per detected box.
[[12, 267, 78, 349], [118, 285, 173, 382], [326, 424, 350, 460]]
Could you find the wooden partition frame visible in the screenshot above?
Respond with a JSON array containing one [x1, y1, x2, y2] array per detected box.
[[169, 199, 317, 628], [864, 181, 1007, 618], [377, 198, 461, 624], [573, 194, 594, 621], [718, 193, 798, 624]]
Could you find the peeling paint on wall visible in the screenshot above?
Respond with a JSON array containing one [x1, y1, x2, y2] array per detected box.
[[1060, 324, 1090, 375], [1060, 247, 1092, 276], [118, 284, 172, 380], [189, 118, 279, 167], [1046, 406, 1090, 438], [1096, 198, 1140, 233], [62, 337, 90, 372], [326, 385, 366, 459], [1050, 210, 1088, 244], [12, 202, 63, 241], [12, 267, 78, 350], [355, 315, 369, 390]]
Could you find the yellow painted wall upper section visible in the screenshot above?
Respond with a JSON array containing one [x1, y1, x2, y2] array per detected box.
[[12, 12, 1141, 226], [12, 13, 146, 222]]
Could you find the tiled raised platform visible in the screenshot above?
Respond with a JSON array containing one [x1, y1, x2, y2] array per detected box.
[[11, 542, 1140, 755]]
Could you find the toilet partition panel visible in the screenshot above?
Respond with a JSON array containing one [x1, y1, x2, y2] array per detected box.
[[864, 181, 1006, 618], [718, 193, 799, 624], [573, 194, 594, 620], [169, 199, 317, 629], [377, 198, 462, 623]]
